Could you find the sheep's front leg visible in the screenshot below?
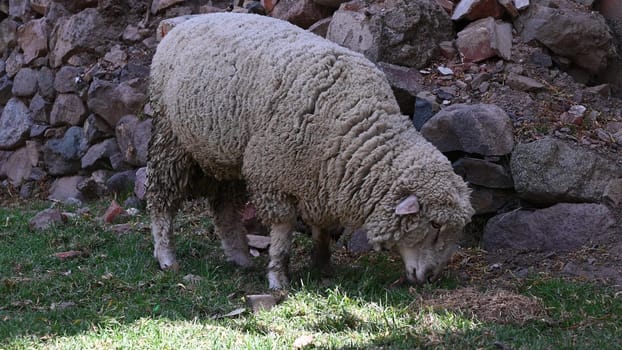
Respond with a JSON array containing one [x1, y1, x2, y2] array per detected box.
[[151, 209, 179, 272], [267, 222, 294, 289], [311, 225, 331, 275]]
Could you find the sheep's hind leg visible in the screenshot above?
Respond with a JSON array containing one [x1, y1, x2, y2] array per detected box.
[[267, 222, 294, 289], [311, 225, 332, 276], [208, 181, 252, 268]]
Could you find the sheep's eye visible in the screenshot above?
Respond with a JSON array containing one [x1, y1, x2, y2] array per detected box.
[[431, 222, 441, 229]]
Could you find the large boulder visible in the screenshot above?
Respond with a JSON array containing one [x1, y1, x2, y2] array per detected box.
[[483, 203, 615, 252], [327, 0, 453, 68], [514, 0, 615, 74], [87, 79, 138, 127], [420, 103, 514, 155], [11, 67, 39, 97], [0, 97, 32, 150], [49, 8, 119, 68], [510, 137, 622, 204]]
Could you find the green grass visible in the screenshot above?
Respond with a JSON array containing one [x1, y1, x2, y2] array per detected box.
[[1, 200, 621, 349]]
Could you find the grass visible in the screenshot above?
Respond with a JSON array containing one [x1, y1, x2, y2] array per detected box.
[[1, 199, 621, 349]]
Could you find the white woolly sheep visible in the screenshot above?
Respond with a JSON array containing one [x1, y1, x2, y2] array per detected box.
[[147, 13, 474, 289]]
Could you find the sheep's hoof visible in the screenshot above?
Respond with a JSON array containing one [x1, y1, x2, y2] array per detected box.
[[267, 270, 289, 290], [159, 260, 180, 273]]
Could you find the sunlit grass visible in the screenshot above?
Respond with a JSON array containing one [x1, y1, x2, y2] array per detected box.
[[1, 200, 621, 349]]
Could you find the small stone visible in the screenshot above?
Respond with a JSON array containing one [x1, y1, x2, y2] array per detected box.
[[293, 335, 315, 349], [506, 72, 545, 91], [245, 294, 277, 313], [437, 66, 453, 75], [103, 199, 126, 224]]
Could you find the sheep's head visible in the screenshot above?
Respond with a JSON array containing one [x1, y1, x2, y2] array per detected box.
[[368, 171, 474, 285]]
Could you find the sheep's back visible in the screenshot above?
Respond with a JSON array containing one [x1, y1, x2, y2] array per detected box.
[[150, 13, 399, 181]]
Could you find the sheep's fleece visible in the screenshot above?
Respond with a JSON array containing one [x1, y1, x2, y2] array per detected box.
[[147, 13, 474, 289]]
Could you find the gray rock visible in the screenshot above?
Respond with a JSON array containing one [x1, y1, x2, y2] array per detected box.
[[117, 78, 146, 112], [50, 93, 87, 126], [49, 8, 115, 67], [29, 208, 66, 231], [603, 178, 622, 207], [307, 17, 332, 38], [510, 137, 621, 204], [482, 203, 615, 252], [134, 166, 147, 200], [347, 228, 373, 253], [0, 141, 39, 186], [83, 113, 113, 144], [377, 62, 424, 116], [54, 65, 81, 93], [48, 175, 85, 201], [245, 294, 277, 313], [469, 185, 516, 214], [412, 97, 435, 130], [106, 169, 136, 195], [151, 0, 185, 14], [16, 18, 48, 64], [12, 67, 38, 97], [87, 79, 133, 127], [327, 0, 453, 68], [0, 75, 13, 105], [0, 97, 32, 150], [43, 126, 87, 176], [0, 19, 18, 53], [5, 48, 23, 78], [421, 103, 514, 155], [514, 0, 615, 73], [313, 0, 348, 7], [81, 138, 119, 169], [9, 0, 33, 20], [77, 175, 108, 200], [37, 66, 56, 100], [29, 93, 50, 123], [453, 157, 514, 188]]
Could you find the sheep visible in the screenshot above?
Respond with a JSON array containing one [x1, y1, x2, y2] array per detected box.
[[147, 12, 474, 289]]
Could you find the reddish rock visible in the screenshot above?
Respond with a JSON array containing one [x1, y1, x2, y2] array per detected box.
[[50, 94, 87, 126], [17, 18, 48, 64], [439, 40, 457, 59], [103, 199, 126, 224], [456, 17, 512, 62], [156, 15, 199, 41], [451, 0, 504, 21], [497, 0, 519, 17], [435, 0, 455, 13], [270, 0, 333, 29]]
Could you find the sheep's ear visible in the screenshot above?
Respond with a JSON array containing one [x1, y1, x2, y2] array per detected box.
[[395, 195, 420, 215]]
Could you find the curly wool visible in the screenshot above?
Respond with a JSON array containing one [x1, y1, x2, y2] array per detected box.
[[149, 13, 473, 247]]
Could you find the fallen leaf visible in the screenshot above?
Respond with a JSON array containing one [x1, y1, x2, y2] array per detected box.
[[53, 251, 83, 260], [215, 307, 246, 319]]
